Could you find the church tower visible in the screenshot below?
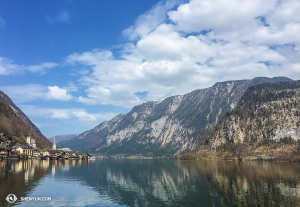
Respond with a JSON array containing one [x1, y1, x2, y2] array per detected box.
[[26, 136, 31, 145], [53, 136, 57, 150]]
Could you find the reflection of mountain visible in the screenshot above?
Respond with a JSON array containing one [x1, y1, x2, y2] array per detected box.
[[194, 160, 300, 207], [57, 159, 226, 207], [0, 160, 50, 207]]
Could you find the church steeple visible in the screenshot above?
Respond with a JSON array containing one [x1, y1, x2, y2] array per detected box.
[[53, 136, 56, 150]]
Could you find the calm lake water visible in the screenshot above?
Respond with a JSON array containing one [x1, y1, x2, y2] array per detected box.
[[1, 159, 300, 207]]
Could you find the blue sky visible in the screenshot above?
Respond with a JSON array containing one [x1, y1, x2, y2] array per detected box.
[[0, 0, 300, 138]]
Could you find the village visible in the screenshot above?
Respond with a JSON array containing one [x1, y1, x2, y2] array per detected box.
[[0, 133, 92, 160]]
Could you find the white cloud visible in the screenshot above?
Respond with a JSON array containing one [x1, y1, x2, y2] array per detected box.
[[0, 57, 57, 75], [0, 57, 23, 75], [122, 0, 179, 41], [65, 0, 300, 108], [19, 105, 117, 123], [168, 0, 276, 34], [46, 86, 72, 101], [27, 62, 58, 73], [45, 10, 70, 24], [0, 17, 6, 29], [1, 84, 74, 103], [0, 84, 47, 103], [63, 82, 79, 93]]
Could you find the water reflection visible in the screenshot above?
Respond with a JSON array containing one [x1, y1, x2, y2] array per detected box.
[[192, 160, 300, 207], [0, 159, 50, 207], [70, 159, 225, 207], [1, 159, 300, 207]]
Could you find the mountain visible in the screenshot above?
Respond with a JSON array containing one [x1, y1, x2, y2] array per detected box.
[[0, 90, 51, 148], [197, 81, 300, 161], [48, 133, 79, 144], [59, 77, 293, 156]]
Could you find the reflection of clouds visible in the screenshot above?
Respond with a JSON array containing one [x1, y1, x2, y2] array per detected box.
[[2, 159, 228, 207], [19, 176, 125, 207]]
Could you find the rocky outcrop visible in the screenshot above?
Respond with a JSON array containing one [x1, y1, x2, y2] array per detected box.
[[198, 81, 300, 161], [59, 77, 293, 156]]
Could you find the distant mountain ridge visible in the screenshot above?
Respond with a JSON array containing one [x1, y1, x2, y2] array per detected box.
[[197, 80, 300, 161], [48, 133, 79, 144], [0, 90, 51, 148], [59, 77, 293, 156]]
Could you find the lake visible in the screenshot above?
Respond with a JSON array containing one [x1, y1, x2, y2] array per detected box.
[[0, 159, 300, 207]]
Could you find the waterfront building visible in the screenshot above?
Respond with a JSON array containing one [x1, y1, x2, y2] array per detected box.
[[16, 147, 24, 154], [23, 146, 34, 157], [48, 150, 60, 159], [40, 149, 50, 157], [33, 149, 40, 158]]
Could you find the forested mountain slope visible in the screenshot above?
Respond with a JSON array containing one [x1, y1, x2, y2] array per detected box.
[[0, 90, 50, 148]]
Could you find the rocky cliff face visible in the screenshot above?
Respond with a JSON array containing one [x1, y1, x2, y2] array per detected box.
[[198, 81, 300, 161], [59, 77, 293, 156], [0, 90, 51, 148]]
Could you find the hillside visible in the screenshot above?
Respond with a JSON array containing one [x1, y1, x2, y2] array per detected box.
[[59, 77, 293, 156], [197, 81, 300, 161], [0, 90, 50, 148], [48, 133, 79, 144]]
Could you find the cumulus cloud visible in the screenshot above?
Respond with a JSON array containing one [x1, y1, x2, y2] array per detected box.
[[65, 0, 300, 108], [1, 84, 74, 103], [45, 10, 70, 24], [46, 86, 73, 101]]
